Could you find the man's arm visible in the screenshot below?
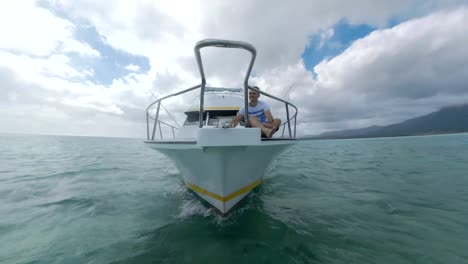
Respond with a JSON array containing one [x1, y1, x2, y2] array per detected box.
[[230, 113, 244, 128], [264, 110, 274, 128]]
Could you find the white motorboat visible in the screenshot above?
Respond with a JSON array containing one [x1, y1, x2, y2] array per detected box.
[[145, 39, 298, 214]]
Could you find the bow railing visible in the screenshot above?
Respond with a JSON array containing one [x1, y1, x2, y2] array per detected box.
[[145, 84, 298, 140]]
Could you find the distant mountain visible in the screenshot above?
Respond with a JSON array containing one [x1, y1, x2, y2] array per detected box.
[[303, 104, 468, 139], [318, 125, 384, 138]]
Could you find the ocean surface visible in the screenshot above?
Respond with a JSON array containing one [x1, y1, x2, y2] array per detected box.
[[1, 133, 467, 264]]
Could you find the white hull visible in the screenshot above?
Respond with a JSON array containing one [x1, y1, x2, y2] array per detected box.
[[145, 128, 294, 213]]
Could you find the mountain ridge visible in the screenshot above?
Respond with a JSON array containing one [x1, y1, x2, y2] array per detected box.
[[303, 104, 468, 139]]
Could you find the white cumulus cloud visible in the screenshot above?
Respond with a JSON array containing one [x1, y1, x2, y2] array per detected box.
[[1, 0, 468, 137]]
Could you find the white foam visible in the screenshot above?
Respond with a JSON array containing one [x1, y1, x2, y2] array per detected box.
[[177, 198, 214, 218]]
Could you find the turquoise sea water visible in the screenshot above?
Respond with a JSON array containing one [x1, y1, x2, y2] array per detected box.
[[1, 133, 468, 263]]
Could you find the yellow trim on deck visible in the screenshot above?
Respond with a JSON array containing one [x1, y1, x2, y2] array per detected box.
[[185, 178, 263, 202], [186, 107, 240, 112]]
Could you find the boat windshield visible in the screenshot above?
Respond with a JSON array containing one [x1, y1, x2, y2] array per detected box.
[[184, 112, 207, 126], [205, 87, 243, 93], [184, 110, 239, 126]]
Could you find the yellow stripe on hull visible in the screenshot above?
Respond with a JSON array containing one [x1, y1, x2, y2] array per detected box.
[[185, 178, 263, 202]]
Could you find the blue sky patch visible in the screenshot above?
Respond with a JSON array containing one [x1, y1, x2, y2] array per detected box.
[[39, 1, 150, 86], [72, 25, 150, 86], [302, 20, 376, 72]]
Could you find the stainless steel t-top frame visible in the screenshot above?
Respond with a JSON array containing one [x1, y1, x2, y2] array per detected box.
[[194, 39, 257, 128], [146, 39, 298, 140]]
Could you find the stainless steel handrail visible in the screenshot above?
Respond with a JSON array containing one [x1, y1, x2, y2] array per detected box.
[[146, 84, 298, 140], [194, 39, 256, 128], [146, 84, 201, 140]]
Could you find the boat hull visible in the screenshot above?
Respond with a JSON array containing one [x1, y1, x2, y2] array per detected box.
[[145, 140, 294, 213]]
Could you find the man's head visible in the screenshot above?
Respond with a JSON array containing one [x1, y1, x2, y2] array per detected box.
[[248, 86, 260, 103]]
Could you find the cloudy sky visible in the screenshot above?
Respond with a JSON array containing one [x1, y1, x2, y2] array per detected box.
[[1, 0, 468, 138]]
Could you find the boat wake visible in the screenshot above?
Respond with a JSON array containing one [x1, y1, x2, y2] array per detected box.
[[177, 198, 215, 219]]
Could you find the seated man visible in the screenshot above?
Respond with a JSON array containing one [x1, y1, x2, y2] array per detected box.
[[230, 86, 281, 138]]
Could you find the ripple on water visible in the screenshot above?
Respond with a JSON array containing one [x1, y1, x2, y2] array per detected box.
[[2, 134, 468, 263]]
